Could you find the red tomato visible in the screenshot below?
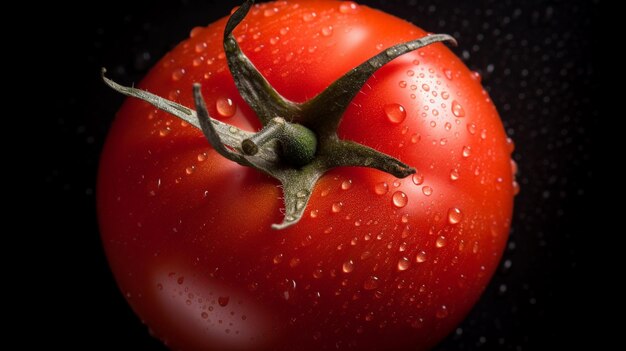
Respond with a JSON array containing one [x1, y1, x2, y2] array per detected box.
[[98, 1, 515, 350]]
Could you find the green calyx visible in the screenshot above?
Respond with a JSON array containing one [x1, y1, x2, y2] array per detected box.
[[102, 0, 456, 229]]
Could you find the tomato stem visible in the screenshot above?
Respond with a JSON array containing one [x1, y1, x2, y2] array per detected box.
[[102, 0, 457, 229]]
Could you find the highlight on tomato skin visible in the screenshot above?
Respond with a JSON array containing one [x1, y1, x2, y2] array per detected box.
[[97, 1, 516, 350]]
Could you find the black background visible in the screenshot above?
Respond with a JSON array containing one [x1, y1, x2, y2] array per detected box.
[[34, 0, 595, 349]]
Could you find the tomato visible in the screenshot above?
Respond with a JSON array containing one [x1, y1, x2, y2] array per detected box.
[[98, 1, 515, 350]]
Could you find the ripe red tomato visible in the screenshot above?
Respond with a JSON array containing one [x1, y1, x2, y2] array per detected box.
[[98, 1, 515, 350]]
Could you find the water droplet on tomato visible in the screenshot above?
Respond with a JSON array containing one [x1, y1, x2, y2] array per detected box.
[[171, 68, 185, 81], [185, 166, 195, 175], [422, 83, 430, 91], [450, 169, 460, 181], [273, 254, 283, 264], [177, 277, 185, 285], [443, 69, 453, 80], [436, 236, 447, 248], [422, 186, 433, 196], [411, 133, 421, 143], [189, 26, 203, 38], [321, 26, 333, 37], [263, 7, 278, 17], [310, 209, 318, 218], [332, 202, 343, 213], [462, 146, 472, 158], [467, 123, 477, 135], [201, 312, 209, 319], [471, 71, 482, 81], [339, 1, 359, 14], [216, 97, 236, 118], [341, 179, 352, 190], [513, 181, 520, 195], [374, 182, 389, 195], [436, 305, 449, 318], [195, 42, 207, 53], [399, 80, 407, 88], [452, 100, 465, 117], [218, 296, 230, 307], [507, 137, 515, 153], [407, 69, 415, 77], [416, 251, 427, 263], [448, 208, 463, 224], [412, 172, 424, 185], [363, 276, 379, 290], [343, 260, 354, 273], [279, 279, 297, 300], [397, 257, 410, 271], [441, 91, 450, 100], [269, 36, 280, 45], [384, 103, 407, 124], [302, 12, 317, 22], [392, 191, 408, 208]]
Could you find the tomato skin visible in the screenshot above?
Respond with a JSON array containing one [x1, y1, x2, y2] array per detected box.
[[98, 1, 514, 350]]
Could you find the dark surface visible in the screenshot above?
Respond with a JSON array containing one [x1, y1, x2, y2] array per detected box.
[[35, 0, 594, 349]]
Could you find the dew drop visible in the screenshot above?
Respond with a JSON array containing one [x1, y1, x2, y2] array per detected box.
[[422, 186, 433, 196], [392, 191, 408, 208], [441, 91, 450, 100], [339, 1, 359, 14], [363, 276, 379, 290], [159, 127, 171, 137], [416, 251, 427, 263], [480, 129, 488, 140], [302, 12, 317, 22], [342, 260, 354, 273], [374, 182, 389, 195], [384, 103, 407, 124], [413, 59, 420, 65], [411, 133, 421, 143], [513, 181, 520, 195], [430, 121, 437, 128], [422, 84, 430, 92], [399, 80, 407, 88], [263, 7, 278, 17], [216, 98, 236, 118], [171, 68, 185, 81], [197, 153, 207, 162], [436, 236, 447, 248], [218, 296, 230, 307], [462, 146, 472, 158], [451, 100, 465, 117], [507, 137, 516, 153], [436, 305, 449, 319], [177, 276, 185, 285], [443, 69, 453, 80], [332, 202, 343, 213], [273, 254, 283, 264], [195, 42, 207, 53], [406, 69, 415, 77], [450, 169, 460, 181], [189, 26, 203, 38], [397, 257, 410, 271], [185, 166, 195, 175], [192, 57, 204, 67], [471, 71, 482, 81], [445, 122, 452, 131], [448, 207, 463, 224], [321, 26, 333, 37], [310, 209, 318, 218], [412, 172, 424, 185], [467, 123, 477, 135], [341, 179, 353, 190], [269, 36, 280, 45]]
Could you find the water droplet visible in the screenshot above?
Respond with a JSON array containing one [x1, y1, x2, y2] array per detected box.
[[273, 254, 284, 264], [332, 202, 343, 213], [185, 166, 195, 175], [374, 182, 389, 195], [413, 59, 420, 65], [339, 1, 359, 14], [422, 83, 430, 91], [218, 296, 229, 307], [264, 7, 278, 17], [441, 91, 450, 100], [302, 12, 317, 22], [313, 268, 323, 279], [269, 36, 280, 45], [439, 138, 448, 146], [432, 109, 439, 116], [201, 311, 209, 319], [363, 276, 379, 290], [171, 68, 185, 81], [397, 257, 410, 271], [436, 305, 449, 319], [177, 276, 185, 285], [480, 129, 488, 140], [310, 209, 318, 218], [462, 146, 472, 158], [407, 69, 415, 77], [430, 121, 437, 128], [279, 279, 296, 300], [392, 191, 408, 208], [436, 236, 447, 248], [507, 137, 515, 153], [342, 260, 354, 273], [443, 69, 453, 80], [412, 172, 424, 185], [384, 103, 407, 124], [471, 71, 482, 81], [289, 258, 301, 267], [216, 97, 236, 118], [341, 179, 352, 190], [416, 251, 427, 263], [399, 80, 407, 88], [411, 133, 421, 143], [450, 169, 460, 181], [467, 123, 477, 135], [195, 42, 207, 53], [422, 186, 433, 196], [158, 127, 171, 137], [448, 207, 463, 224], [321, 26, 333, 37], [451, 100, 465, 117]]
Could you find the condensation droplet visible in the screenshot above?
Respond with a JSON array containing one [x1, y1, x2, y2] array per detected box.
[[341, 179, 352, 190], [332, 202, 343, 213], [273, 254, 283, 264], [185, 166, 195, 175], [195, 42, 207, 53], [363, 276, 379, 290], [159, 127, 171, 137], [422, 186, 433, 196], [422, 84, 430, 92], [451, 100, 466, 117], [407, 69, 415, 77], [441, 91, 450, 100], [445, 122, 452, 131], [374, 182, 389, 195], [321, 26, 333, 37], [342, 260, 354, 273], [480, 129, 488, 140], [201, 312, 209, 319], [462, 146, 472, 158], [411, 133, 421, 143], [443, 69, 453, 80], [436, 305, 449, 319], [412, 172, 424, 185], [264, 7, 278, 17], [467, 123, 477, 135], [448, 207, 463, 224], [399, 80, 407, 88], [171, 68, 185, 81], [310, 209, 318, 218], [392, 191, 408, 208], [436, 236, 447, 248], [302, 12, 317, 22], [397, 257, 410, 271], [450, 169, 460, 181], [216, 97, 236, 118], [218, 296, 230, 306], [416, 251, 427, 263], [339, 1, 359, 14], [384, 103, 407, 124]]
